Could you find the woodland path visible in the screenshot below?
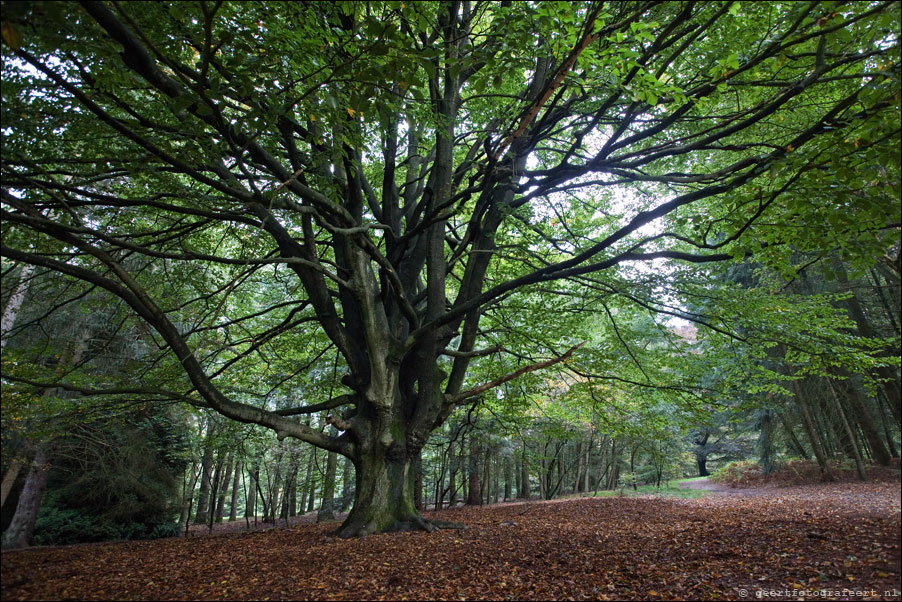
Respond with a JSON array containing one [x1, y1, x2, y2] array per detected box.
[[677, 477, 764, 494]]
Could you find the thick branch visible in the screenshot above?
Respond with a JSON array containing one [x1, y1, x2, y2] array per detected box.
[[448, 342, 585, 405]]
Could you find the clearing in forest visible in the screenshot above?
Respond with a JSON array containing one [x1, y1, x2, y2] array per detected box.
[[1, 481, 899, 601]]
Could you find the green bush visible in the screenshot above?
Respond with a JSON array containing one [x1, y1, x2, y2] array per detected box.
[[33, 504, 180, 545], [711, 460, 761, 487]]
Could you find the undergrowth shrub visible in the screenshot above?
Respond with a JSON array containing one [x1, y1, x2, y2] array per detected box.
[[711, 460, 761, 487], [712, 458, 901, 488], [34, 503, 180, 545]]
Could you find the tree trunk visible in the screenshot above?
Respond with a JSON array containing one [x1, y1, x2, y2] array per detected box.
[[284, 454, 300, 520], [0, 456, 25, 512], [827, 379, 867, 480], [446, 441, 458, 508], [300, 447, 315, 513], [793, 380, 830, 477], [503, 455, 512, 501], [340, 457, 354, 511], [194, 443, 215, 524], [837, 261, 901, 428], [414, 454, 424, 511], [287, 478, 297, 518], [759, 408, 776, 475], [696, 455, 709, 478], [573, 441, 586, 493], [253, 465, 270, 522], [835, 376, 892, 466], [215, 454, 233, 522], [482, 446, 491, 505], [337, 451, 422, 537], [606, 440, 620, 490], [207, 457, 223, 533], [245, 464, 257, 521], [1, 264, 34, 349], [779, 413, 810, 460], [466, 437, 481, 506], [317, 450, 338, 522], [519, 445, 530, 499], [2, 445, 51, 549], [229, 460, 241, 521]]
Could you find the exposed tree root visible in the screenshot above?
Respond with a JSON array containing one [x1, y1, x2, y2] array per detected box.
[[336, 517, 468, 538]]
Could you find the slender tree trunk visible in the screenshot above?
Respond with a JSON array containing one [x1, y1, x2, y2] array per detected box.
[[268, 458, 282, 523], [284, 454, 300, 519], [456, 439, 467, 505], [253, 465, 269, 523], [341, 456, 354, 512], [606, 440, 620, 490], [573, 441, 585, 493], [180, 462, 198, 529], [287, 478, 297, 518], [759, 408, 776, 474], [519, 445, 530, 499], [503, 455, 512, 501], [466, 437, 481, 506], [482, 446, 491, 505], [207, 457, 223, 533], [827, 379, 867, 480], [194, 443, 215, 524], [414, 454, 424, 511], [215, 454, 233, 522], [2, 445, 51, 549], [445, 440, 457, 508], [837, 262, 901, 428], [793, 381, 830, 477], [779, 413, 810, 459], [835, 376, 892, 466], [300, 447, 315, 513], [229, 460, 241, 521], [245, 463, 257, 521], [317, 450, 337, 522]]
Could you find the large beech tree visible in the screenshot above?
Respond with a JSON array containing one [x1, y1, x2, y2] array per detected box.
[[2, 1, 899, 536]]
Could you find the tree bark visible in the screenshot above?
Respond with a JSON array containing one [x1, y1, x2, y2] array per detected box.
[[835, 376, 892, 466], [466, 437, 481, 506], [758, 408, 776, 474], [0, 456, 25, 512], [503, 455, 512, 501], [194, 441, 215, 524], [317, 450, 338, 522], [827, 379, 867, 481], [1, 264, 34, 349], [214, 454, 233, 522], [228, 460, 241, 521], [300, 446, 315, 513], [2, 445, 51, 549], [836, 261, 901, 428], [340, 457, 354, 512], [793, 380, 830, 477], [779, 413, 810, 460]]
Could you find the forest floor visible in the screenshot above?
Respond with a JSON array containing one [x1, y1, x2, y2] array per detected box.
[[2, 480, 900, 601]]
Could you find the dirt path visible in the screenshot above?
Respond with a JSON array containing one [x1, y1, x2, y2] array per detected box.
[[677, 477, 760, 494]]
